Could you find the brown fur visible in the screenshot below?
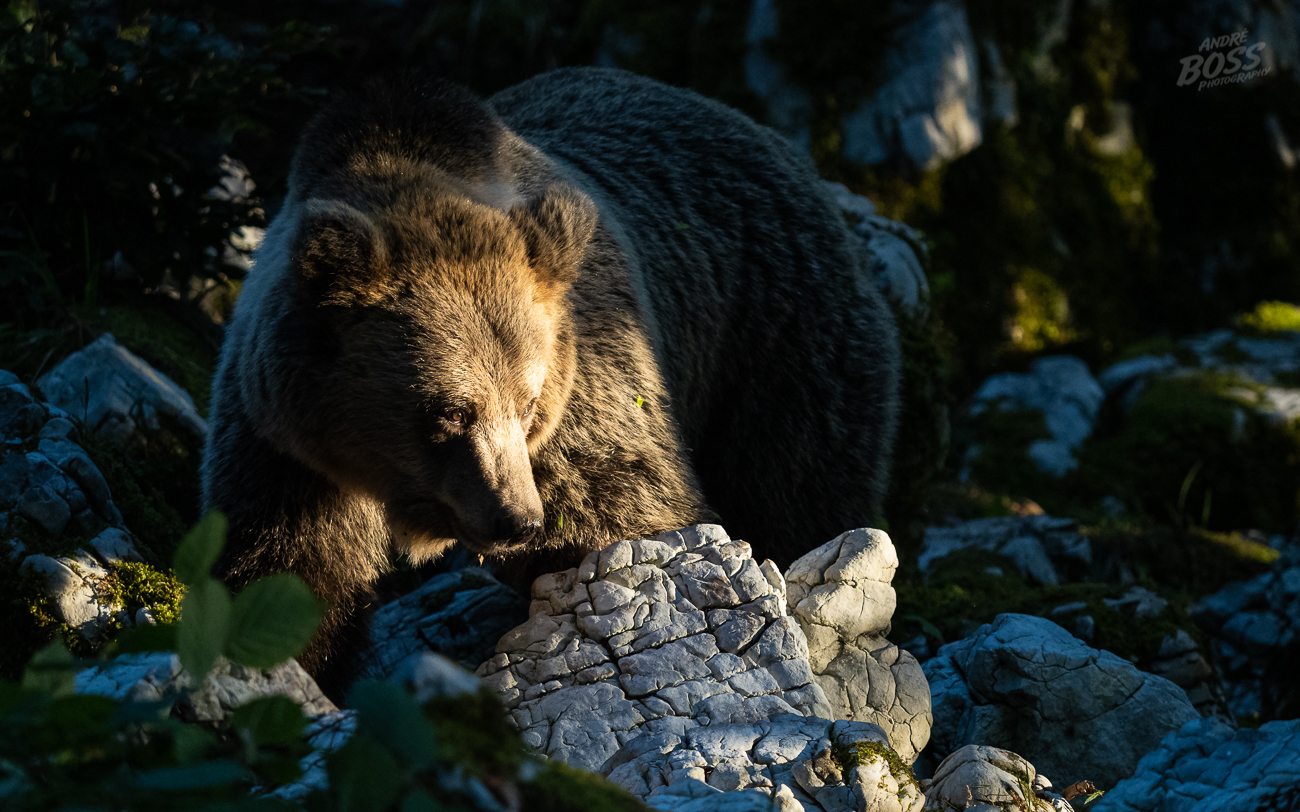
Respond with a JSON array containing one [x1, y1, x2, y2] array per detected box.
[[202, 70, 898, 698]]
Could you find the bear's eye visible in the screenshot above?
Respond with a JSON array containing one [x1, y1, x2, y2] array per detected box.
[[522, 397, 538, 419], [444, 407, 468, 426]]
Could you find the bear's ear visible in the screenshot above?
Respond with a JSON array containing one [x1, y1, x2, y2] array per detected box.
[[293, 200, 390, 306], [509, 184, 598, 295]]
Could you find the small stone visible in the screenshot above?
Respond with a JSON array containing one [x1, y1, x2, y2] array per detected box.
[[89, 527, 141, 564]]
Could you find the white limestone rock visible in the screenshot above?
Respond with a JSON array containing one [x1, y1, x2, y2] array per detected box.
[[922, 745, 1069, 812], [966, 356, 1105, 478], [37, 333, 207, 449], [480, 524, 833, 774], [76, 653, 337, 721], [918, 515, 1091, 586], [839, 0, 983, 171], [923, 614, 1199, 789], [785, 529, 932, 763], [609, 716, 922, 812]]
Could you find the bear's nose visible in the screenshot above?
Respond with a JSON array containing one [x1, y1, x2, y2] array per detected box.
[[494, 513, 542, 547]]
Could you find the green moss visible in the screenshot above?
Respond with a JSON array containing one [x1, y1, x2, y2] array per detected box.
[[1086, 522, 1277, 598], [80, 426, 198, 565], [831, 740, 918, 797], [1238, 301, 1300, 335], [519, 759, 649, 812], [1006, 266, 1077, 353], [893, 545, 1207, 665], [1078, 373, 1300, 533], [106, 561, 185, 626]]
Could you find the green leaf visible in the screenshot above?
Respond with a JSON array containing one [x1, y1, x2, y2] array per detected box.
[[174, 512, 228, 586], [348, 681, 438, 770], [327, 733, 405, 812], [224, 574, 324, 669], [22, 641, 76, 697], [634, 395, 644, 408], [230, 695, 309, 747], [178, 578, 232, 679], [105, 621, 179, 656], [1085, 790, 1106, 805]]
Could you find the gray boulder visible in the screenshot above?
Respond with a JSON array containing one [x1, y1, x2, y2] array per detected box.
[[923, 613, 1200, 788], [823, 182, 932, 320], [966, 356, 1105, 477], [2, 367, 150, 644], [76, 653, 338, 721], [478, 524, 834, 773], [1, 380, 124, 536], [37, 333, 207, 448], [1192, 543, 1300, 720], [918, 515, 1091, 586], [839, 1, 982, 171], [922, 745, 1072, 812], [786, 528, 932, 762], [1097, 717, 1300, 812], [609, 717, 923, 812], [366, 565, 528, 677], [21, 551, 118, 639]]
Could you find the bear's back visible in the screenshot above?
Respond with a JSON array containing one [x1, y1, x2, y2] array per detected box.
[[493, 69, 899, 554], [492, 68, 888, 435]]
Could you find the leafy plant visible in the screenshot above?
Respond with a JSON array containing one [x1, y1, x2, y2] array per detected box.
[[1, 512, 646, 810]]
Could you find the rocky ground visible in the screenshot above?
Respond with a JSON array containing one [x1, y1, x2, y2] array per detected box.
[[3, 179, 1298, 812]]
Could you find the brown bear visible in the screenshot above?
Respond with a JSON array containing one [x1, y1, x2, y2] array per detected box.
[[201, 68, 899, 697]]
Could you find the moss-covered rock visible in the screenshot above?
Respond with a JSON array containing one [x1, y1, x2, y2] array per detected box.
[[106, 561, 185, 626], [893, 545, 1208, 668]]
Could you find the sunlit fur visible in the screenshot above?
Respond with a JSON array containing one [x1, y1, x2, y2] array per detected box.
[[201, 69, 899, 698]]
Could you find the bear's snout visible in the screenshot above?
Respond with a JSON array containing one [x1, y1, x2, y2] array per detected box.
[[490, 510, 543, 548]]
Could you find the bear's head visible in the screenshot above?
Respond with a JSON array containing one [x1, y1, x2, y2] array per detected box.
[[281, 183, 597, 561]]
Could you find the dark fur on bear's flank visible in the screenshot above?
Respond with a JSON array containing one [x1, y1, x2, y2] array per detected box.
[[201, 68, 899, 699]]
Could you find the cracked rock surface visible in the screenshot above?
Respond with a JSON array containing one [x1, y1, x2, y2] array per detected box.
[[367, 565, 528, 677], [76, 652, 337, 721], [1192, 542, 1300, 720], [1097, 717, 1300, 812], [1, 369, 151, 643], [478, 524, 835, 773], [923, 613, 1199, 789], [36, 333, 207, 449], [786, 528, 931, 762], [922, 745, 1071, 812], [609, 717, 923, 812]]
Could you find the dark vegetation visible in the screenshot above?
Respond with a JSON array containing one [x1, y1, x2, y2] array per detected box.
[[1, 514, 643, 810]]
